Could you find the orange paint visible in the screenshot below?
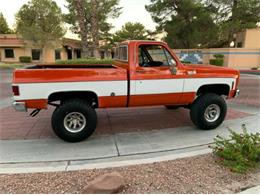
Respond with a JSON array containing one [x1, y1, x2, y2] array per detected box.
[[18, 99, 48, 109], [129, 93, 184, 107], [99, 96, 127, 108]]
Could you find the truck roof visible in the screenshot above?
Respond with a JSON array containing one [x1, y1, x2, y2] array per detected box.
[[120, 40, 167, 45]]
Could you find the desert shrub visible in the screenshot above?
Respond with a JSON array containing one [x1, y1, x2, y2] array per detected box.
[[209, 59, 224, 66], [181, 60, 191, 64], [210, 125, 260, 173], [56, 58, 113, 65], [251, 67, 259, 70], [19, 56, 32, 63]]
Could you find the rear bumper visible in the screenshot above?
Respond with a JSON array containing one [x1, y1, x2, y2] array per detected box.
[[12, 101, 27, 112]]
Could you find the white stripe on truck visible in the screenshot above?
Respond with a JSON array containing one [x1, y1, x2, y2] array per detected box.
[[14, 78, 235, 101]]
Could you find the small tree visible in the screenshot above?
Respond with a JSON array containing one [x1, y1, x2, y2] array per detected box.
[[146, 0, 218, 49], [16, 0, 65, 61], [112, 22, 150, 43], [65, 0, 121, 58], [0, 12, 12, 34], [204, 0, 260, 47]]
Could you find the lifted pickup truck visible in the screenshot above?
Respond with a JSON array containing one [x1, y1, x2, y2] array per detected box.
[[12, 40, 240, 142]]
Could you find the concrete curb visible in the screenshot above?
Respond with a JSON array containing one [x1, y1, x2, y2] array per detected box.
[[0, 145, 211, 174], [239, 185, 260, 194]]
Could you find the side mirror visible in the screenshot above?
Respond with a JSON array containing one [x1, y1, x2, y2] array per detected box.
[[170, 66, 178, 75]]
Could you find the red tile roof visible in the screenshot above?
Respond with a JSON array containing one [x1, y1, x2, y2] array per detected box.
[[62, 38, 81, 49], [0, 38, 25, 47]]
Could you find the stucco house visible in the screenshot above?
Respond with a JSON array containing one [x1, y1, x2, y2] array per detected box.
[[0, 34, 82, 63]]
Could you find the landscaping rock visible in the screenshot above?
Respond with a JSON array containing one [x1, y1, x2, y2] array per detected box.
[[83, 172, 125, 194]]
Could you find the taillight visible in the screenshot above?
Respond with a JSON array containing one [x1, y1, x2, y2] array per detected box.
[[12, 86, 20, 96]]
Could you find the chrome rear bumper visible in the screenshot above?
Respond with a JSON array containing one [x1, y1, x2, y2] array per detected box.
[[12, 102, 27, 112]]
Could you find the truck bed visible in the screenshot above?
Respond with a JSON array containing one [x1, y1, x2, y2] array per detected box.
[[13, 64, 127, 84], [25, 64, 117, 69]]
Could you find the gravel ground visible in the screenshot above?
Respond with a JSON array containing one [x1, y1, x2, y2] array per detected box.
[[0, 154, 259, 194]]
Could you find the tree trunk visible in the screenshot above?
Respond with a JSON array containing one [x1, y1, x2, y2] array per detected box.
[[227, 0, 238, 47], [40, 44, 45, 63], [90, 0, 99, 58], [74, 0, 89, 58]]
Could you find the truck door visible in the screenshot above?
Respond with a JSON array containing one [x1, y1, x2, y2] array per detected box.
[[129, 44, 184, 106]]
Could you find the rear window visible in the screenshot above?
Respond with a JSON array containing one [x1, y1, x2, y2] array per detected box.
[[114, 45, 128, 61]]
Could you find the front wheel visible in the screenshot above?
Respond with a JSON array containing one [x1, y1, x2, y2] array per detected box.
[[190, 93, 227, 130], [51, 99, 97, 142]]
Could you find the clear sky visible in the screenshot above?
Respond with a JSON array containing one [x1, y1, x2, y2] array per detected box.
[[0, 0, 157, 39]]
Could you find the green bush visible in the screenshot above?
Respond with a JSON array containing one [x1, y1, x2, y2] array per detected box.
[[0, 63, 25, 69], [181, 60, 191, 64], [19, 56, 32, 63], [209, 59, 224, 66], [55, 58, 113, 65], [210, 125, 260, 173], [213, 54, 224, 59]]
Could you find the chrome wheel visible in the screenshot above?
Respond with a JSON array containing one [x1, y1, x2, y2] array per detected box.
[[204, 104, 220, 122], [63, 112, 86, 133]]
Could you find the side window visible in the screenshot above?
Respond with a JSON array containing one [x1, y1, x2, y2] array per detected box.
[[113, 45, 128, 61], [147, 46, 168, 65], [138, 45, 177, 67], [164, 49, 177, 66]]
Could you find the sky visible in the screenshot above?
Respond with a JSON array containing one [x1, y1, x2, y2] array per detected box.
[[0, 0, 157, 39]]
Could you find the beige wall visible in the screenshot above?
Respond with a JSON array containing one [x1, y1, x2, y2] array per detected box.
[[0, 47, 26, 62], [173, 48, 260, 69], [0, 34, 75, 63], [244, 29, 260, 48], [0, 46, 69, 63], [235, 28, 260, 48]]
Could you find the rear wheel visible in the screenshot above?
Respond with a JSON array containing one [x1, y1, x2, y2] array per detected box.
[[51, 99, 97, 142], [190, 93, 227, 130]]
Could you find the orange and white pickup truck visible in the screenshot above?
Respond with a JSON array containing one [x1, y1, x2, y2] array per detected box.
[[12, 40, 240, 142]]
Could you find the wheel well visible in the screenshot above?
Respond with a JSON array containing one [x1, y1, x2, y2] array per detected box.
[[48, 91, 99, 108], [197, 84, 230, 96]]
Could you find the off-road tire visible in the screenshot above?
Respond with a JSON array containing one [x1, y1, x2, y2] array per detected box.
[[190, 93, 227, 130], [51, 99, 97, 142]]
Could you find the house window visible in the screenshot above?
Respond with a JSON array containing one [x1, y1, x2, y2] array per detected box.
[[5, 49, 14, 58], [55, 49, 61, 60], [75, 49, 81, 58], [31, 49, 41, 61], [237, 42, 243, 48]]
